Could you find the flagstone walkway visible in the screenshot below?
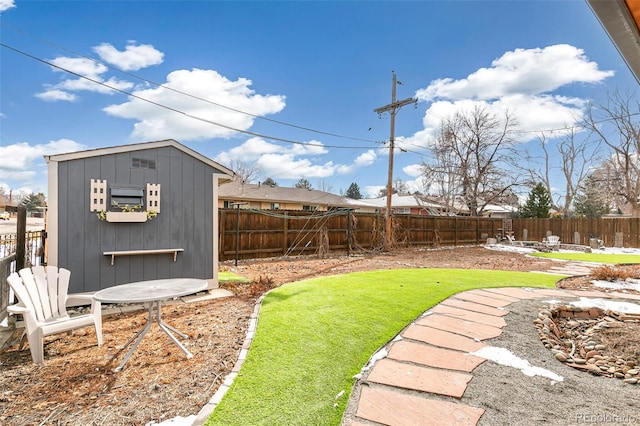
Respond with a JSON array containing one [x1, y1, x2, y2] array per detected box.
[[343, 282, 640, 426]]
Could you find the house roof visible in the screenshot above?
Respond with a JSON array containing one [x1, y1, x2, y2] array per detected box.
[[588, 0, 640, 83], [361, 194, 431, 208], [360, 193, 450, 214], [44, 139, 235, 179], [218, 180, 377, 209]]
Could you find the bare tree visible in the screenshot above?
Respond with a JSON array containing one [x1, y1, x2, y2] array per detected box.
[[228, 159, 264, 183], [522, 130, 597, 216], [584, 90, 640, 217], [316, 179, 334, 193], [420, 127, 460, 213], [421, 104, 519, 216]]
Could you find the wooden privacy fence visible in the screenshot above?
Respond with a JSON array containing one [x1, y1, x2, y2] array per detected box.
[[511, 217, 640, 248], [218, 209, 640, 262]]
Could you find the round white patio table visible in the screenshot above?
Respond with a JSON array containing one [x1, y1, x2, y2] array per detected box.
[[94, 278, 208, 372]]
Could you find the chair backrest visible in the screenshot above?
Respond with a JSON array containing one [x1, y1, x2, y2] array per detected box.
[[8, 266, 71, 323], [548, 236, 560, 244]]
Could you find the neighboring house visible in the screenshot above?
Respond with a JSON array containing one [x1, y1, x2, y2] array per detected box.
[[360, 194, 518, 217], [360, 194, 449, 215], [480, 203, 517, 218], [45, 139, 234, 294], [218, 180, 376, 211]]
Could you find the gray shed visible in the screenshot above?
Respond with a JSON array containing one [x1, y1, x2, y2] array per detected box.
[[45, 139, 234, 294]]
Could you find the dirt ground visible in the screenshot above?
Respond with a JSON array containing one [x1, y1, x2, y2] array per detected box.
[[1, 246, 638, 425]]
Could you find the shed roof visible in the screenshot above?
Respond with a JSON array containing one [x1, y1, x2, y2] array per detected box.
[[44, 139, 234, 179]]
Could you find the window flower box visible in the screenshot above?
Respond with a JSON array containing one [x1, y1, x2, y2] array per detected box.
[[105, 211, 148, 223]]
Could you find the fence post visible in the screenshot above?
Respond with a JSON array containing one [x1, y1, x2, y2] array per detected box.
[[614, 232, 624, 248], [16, 206, 26, 271], [347, 209, 351, 257]]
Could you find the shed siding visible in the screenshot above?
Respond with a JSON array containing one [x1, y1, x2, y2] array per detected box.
[[56, 146, 219, 293]]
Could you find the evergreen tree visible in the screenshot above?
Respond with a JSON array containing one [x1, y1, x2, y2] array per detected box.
[[345, 182, 362, 199], [262, 177, 278, 186], [294, 178, 313, 190], [20, 192, 46, 212], [519, 183, 551, 218], [574, 175, 609, 218]]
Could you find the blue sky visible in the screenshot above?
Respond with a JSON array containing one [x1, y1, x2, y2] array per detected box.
[[0, 0, 637, 200]]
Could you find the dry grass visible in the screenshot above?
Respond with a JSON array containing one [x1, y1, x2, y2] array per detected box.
[[590, 264, 640, 282]]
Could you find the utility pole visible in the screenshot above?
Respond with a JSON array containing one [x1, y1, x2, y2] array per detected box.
[[374, 72, 417, 250]]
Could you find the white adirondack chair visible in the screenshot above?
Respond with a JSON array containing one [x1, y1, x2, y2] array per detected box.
[[6, 266, 103, 364], [542, 235, 561, 251]]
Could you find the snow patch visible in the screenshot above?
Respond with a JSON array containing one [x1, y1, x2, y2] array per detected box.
[[592, 279, 640, 292], [471, 346, 563, 383], [571, 297, 640, 315]]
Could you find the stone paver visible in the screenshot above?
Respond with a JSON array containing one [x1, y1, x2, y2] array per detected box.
[[416, 313, 503, 340], [530, 288, 575, 297], [388, 340, 485, 372], [367, 358, 474, 397], [356, 386, 485, 426], [430, 304, 507, 328], [481, 287, 542, 300], [469, 289, 521, 303], [452, 292, 514, 308], [403, 324, 486, 352], [441, 298, 509, 316]]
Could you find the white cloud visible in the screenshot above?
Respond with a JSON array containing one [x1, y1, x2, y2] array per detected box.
[[38, 56, 134, 101], [0, 139, 86, 173], [56, 76, 134, 94], [409, 44, 614, 146], [363, 185, 385, 198], [104, 68, 287, 141], [416, 44, 614, 102], [215, 138, 375, 182], [35, 89, 79, 102], [402, 164, 422, 177], [37, 42, 160, 101], [0, 0, 15, 12], [93, 42, 164, 71], [50, 57, 108, 77], [336, 150, 377, 174]]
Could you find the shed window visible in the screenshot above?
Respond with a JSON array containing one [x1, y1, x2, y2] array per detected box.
[[132, 157, 156, 169], [110, 187, 144, 208]]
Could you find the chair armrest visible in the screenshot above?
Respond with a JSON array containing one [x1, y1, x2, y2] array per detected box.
[[66, 294, 102, 316], [66, 294, 94, 307], [7, 304, 30, 315]]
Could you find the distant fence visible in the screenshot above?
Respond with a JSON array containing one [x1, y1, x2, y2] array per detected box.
[[0, 220, 46, 324], [218, 209, 640, 262], [0, 254, 15, 325], [0, 230, 46, 268]]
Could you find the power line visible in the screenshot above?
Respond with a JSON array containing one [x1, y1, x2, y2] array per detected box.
[[1, 42, 380, 150], [0, 22, 382, 145]]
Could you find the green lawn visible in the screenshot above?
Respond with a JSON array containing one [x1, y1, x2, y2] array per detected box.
[[206, 268, 561, 426], [218, 271, 251, 282], [531, 252, 640, 264]]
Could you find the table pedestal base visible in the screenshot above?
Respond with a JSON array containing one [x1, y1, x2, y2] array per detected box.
[[114, 300, 193, 372]]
